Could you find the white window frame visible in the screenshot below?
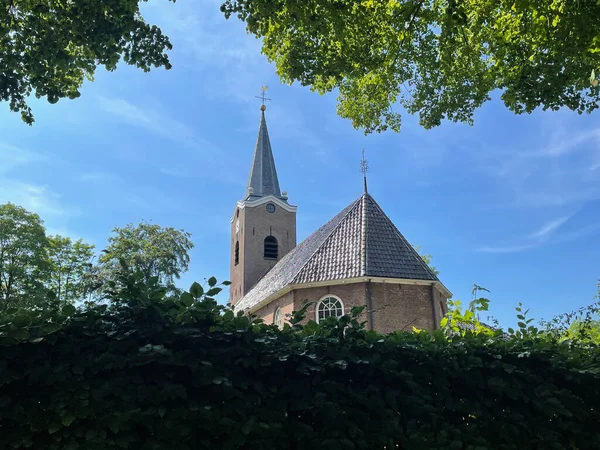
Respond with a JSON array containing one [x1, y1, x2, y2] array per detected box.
[[315, 295, 344, 323], [273, 307, 283, 329]]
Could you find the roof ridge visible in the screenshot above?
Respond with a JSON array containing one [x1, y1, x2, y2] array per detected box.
[[366, 196, 439, 281], [291, 197, 362, 284], [360, 193, 368, 276]]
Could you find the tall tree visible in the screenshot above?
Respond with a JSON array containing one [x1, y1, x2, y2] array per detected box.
[[0, 203, 48, 309], [46, 236, 95, 304], [221, 0, 600, 134], [99, 222, 194, 293], [1, 0, 174, 125]]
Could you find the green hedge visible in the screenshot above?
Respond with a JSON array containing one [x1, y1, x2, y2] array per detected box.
[[1, 274, 599, 449]]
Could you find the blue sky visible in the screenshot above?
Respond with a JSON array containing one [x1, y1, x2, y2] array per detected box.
[[1, 0, 599, 327]]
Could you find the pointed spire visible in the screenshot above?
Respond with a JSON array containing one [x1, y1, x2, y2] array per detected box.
[[246, 106, 282, 200]]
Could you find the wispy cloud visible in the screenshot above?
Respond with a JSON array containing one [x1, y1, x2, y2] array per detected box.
[[527, 215, 572, 240], [477, 243, 539, 254], [0, 143, 46, 174], [470, 122, 600, 209], [79, 172, 120, 183], [478, 214, 575, 253], [0, 180, 65, 218], [96, 96, 208, 148]]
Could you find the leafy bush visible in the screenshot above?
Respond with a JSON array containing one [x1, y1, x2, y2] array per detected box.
[[1, 268, 599, 449]]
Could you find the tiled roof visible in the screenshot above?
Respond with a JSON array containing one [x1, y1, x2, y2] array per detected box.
[[246, 111, 283, 199], [234, 193, 440, 312]]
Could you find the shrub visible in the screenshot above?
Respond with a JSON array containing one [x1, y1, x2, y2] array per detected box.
[[1, 269, 599, 449]]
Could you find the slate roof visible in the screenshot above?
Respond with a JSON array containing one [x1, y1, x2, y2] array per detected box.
[[234, 192, 440, 312], [246, 111, 283, 199]]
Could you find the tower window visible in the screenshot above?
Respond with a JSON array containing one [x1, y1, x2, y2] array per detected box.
[[234, 241, 239, 265], [316, 296, 344, 323], [263, 236, 278, 259]]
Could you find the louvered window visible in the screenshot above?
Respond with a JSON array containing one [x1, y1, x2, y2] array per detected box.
[[264, 236, 278, 259], [234, 241, 239, 265]]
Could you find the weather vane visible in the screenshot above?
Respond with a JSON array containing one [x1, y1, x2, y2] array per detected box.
[[360, 148, 369, 193], [256, 86, 272, 111]]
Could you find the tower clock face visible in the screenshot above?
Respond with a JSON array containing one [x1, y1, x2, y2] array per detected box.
[[266, 203, 276, 213]]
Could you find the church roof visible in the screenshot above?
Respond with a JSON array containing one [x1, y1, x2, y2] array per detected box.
[[246, 110, 283, 200], [235, 192, 440, 312]]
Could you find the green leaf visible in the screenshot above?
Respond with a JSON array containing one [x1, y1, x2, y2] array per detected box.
[[206, 287, 222, 297], [208, 276, 217, 287], [12, 314, 32, 328], [41, 323, 62, 335], [150, 289, 167, 300], [180, 292, 194, 307], [48, 422, 61, 434], [222, 280, 232, 286], [9, 328, 29, 340], [62, 304, 77, 316], [61, 414, 76, 427], [190, 282, 204, 299]]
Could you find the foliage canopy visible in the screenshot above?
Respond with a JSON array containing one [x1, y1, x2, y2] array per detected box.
[[0, 203, 48, 308], [99, 222, 194, 295], [1, 0, 174, 124], [221, 0, 600, 133]]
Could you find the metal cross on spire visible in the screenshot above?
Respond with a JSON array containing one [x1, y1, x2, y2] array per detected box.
[[255, 86, 272, 111], [360, 148, 369, 193]]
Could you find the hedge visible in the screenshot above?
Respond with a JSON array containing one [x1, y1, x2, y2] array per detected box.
[[1, 271, 599, 449]]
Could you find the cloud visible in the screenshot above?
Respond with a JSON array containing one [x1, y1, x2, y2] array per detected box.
[[470, 122, 600, 209], [0, 180, 65, 218], [528, 216, 572, 240], [79, 172, 119, 183], [477, 214, 575, 253], [96, 96, 208, 148], [544, 127, 600, 157], [477, 243, 539, 254], [0, 143, 46, 174]]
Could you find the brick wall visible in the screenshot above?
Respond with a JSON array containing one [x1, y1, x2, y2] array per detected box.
[[369, 283, 435, 333], [252, 281, 443, 333], [258, 292, 294, 327]]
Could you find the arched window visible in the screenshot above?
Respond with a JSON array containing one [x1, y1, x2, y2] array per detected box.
[[234, 241, 239, 265], [264, 236, 278, 259], [273, 307, 283, 329], [316, 296, 344, 323]]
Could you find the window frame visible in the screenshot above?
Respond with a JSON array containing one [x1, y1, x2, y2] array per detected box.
[[273, 307, 283, 329], [263, 235, 278, 259], [315, 295, 344, 323]]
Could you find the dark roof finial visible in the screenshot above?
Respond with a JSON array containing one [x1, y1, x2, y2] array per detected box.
[[360, 148, 369, 194]]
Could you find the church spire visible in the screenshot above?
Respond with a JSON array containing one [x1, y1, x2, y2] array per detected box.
[[246, 89, 282, 200]]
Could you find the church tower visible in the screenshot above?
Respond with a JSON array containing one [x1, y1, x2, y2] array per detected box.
[[229, 104, 297, 306]]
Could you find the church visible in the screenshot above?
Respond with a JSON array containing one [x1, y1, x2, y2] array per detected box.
[[230, 104, 451, 333]]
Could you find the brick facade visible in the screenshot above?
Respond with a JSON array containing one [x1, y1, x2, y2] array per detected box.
[[254, 281, 446, 333], [230, 200, 296, 306]]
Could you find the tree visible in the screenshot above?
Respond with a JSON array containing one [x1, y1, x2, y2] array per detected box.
[[221, 0, 600, 134], [99, 222, 194, 294], [1, 0, 174, 125], [46, 236, 95, 304], [413, 245, 438, 275], [0, 203, 48, 309]]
